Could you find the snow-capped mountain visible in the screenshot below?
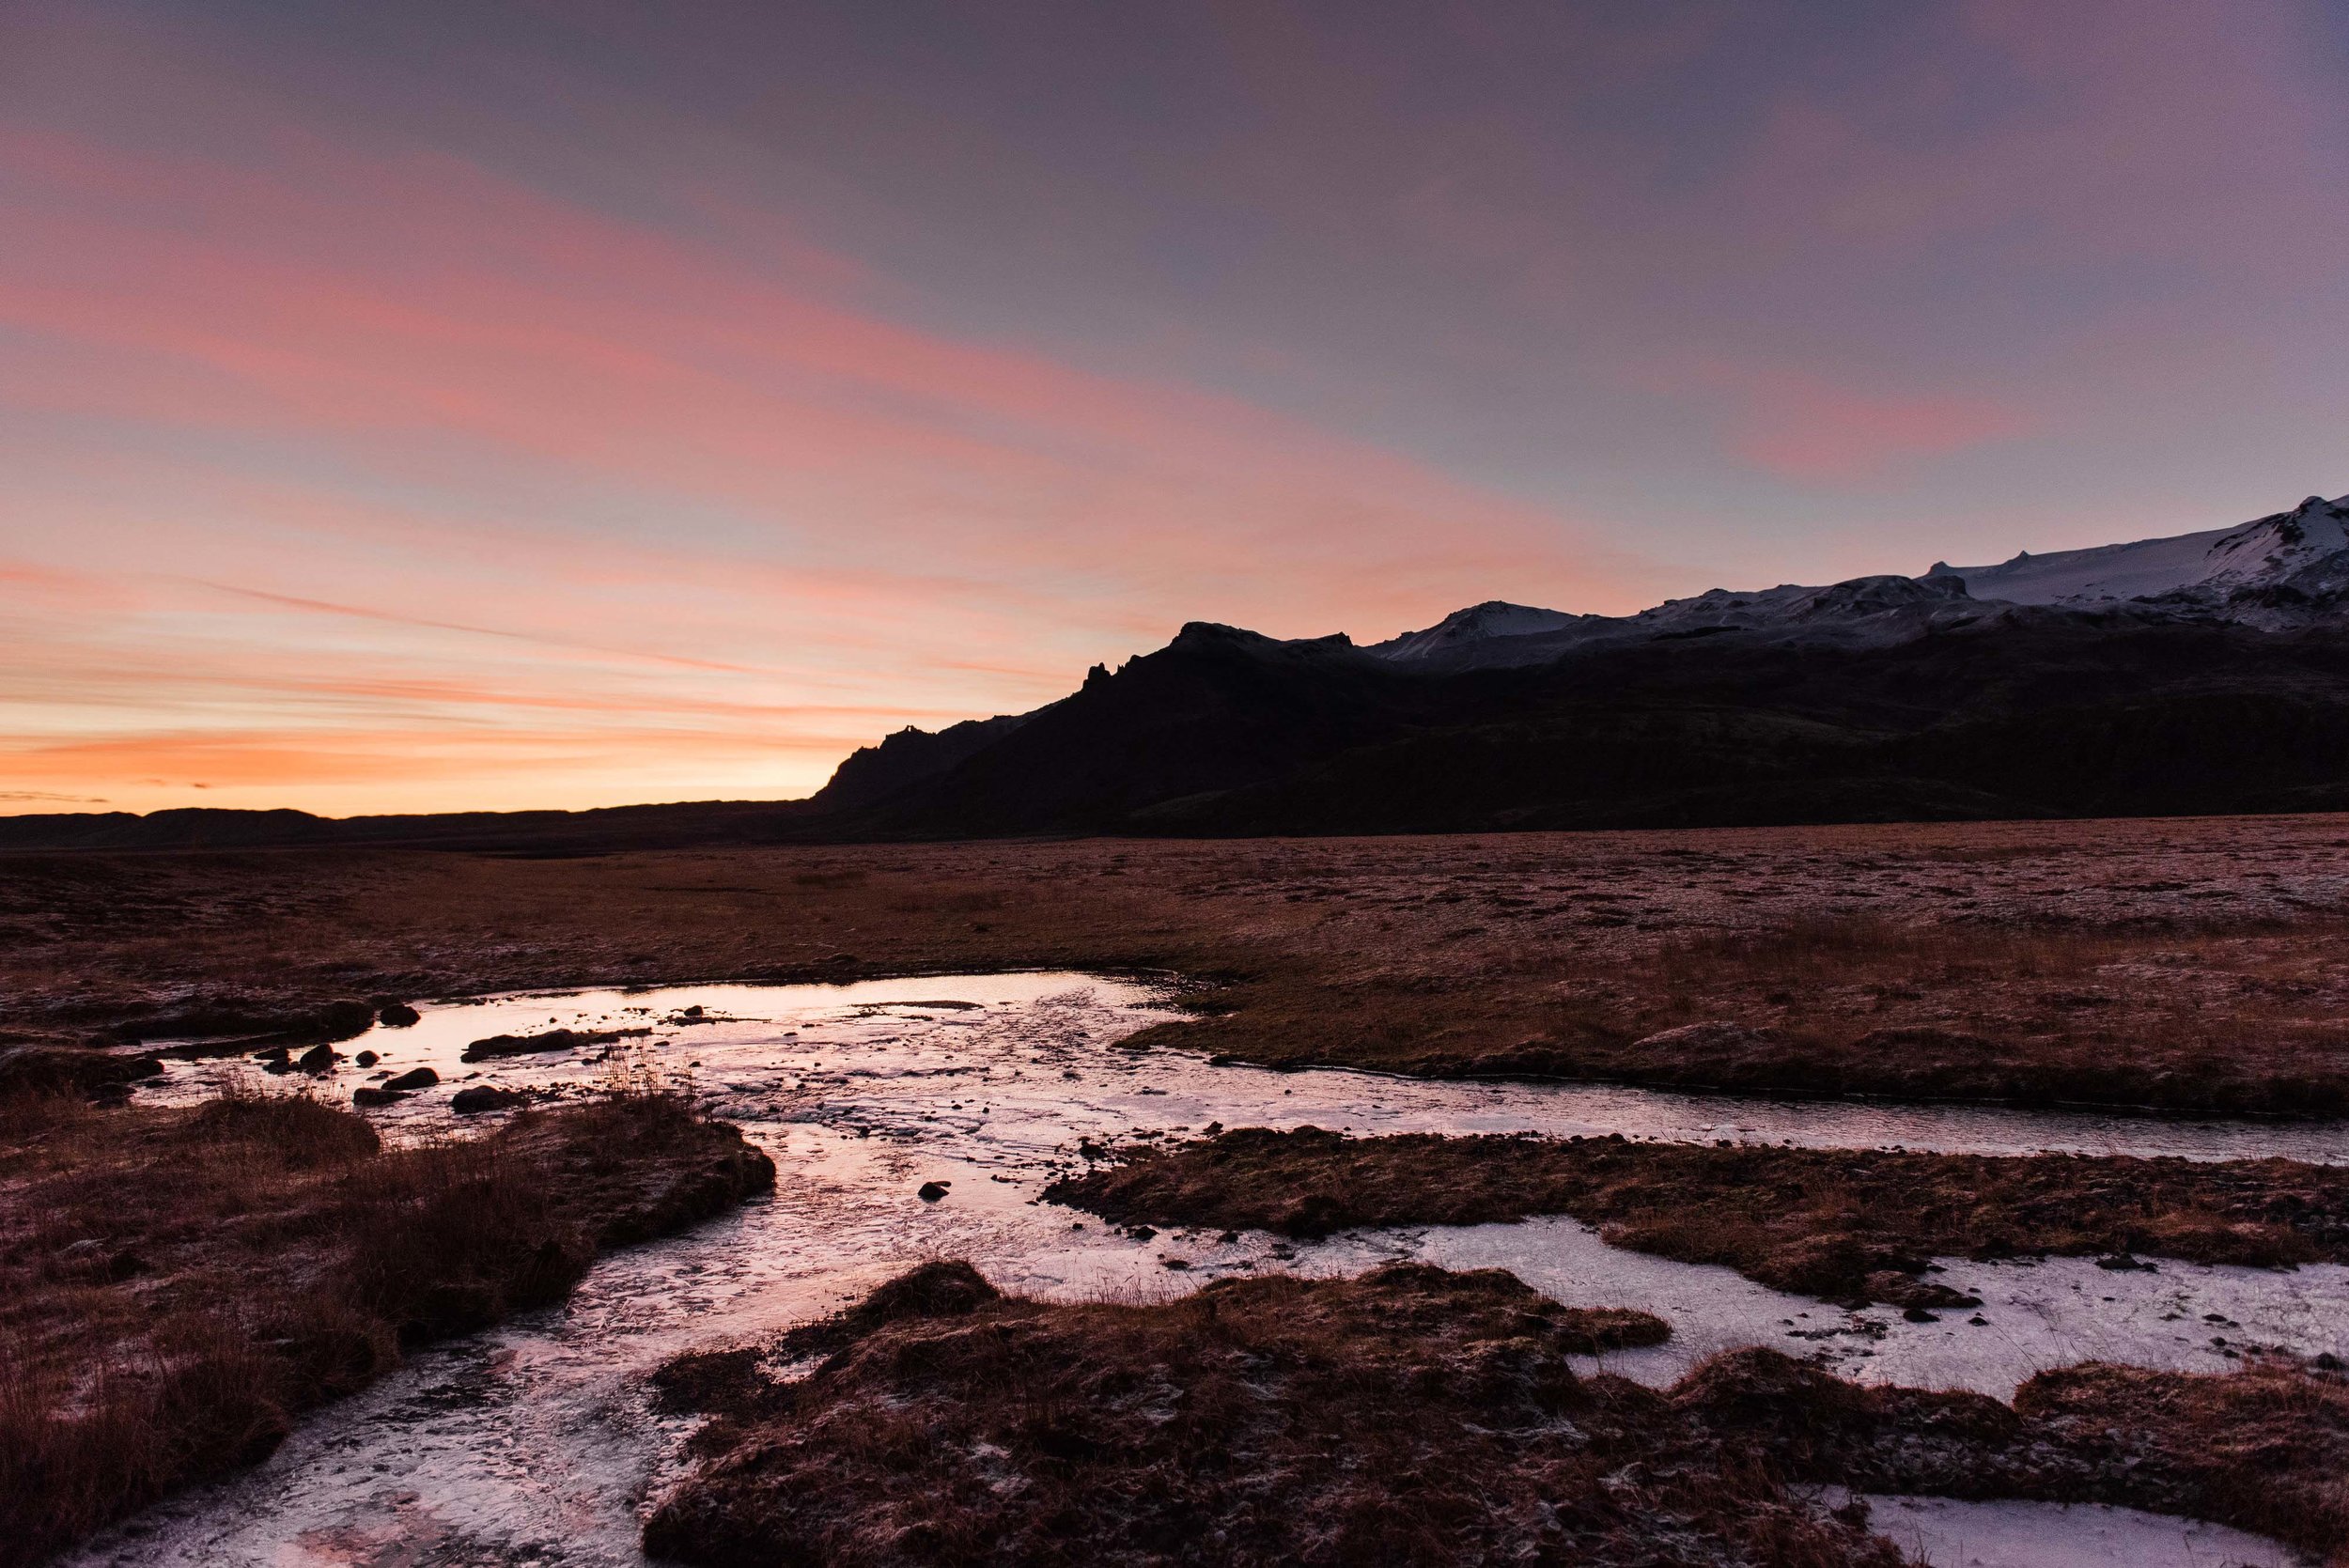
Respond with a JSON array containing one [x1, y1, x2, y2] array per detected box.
[[1367, 601, 1590, 660], [1367, 492, 2349, 670], [1926, 493, 2349, 607]]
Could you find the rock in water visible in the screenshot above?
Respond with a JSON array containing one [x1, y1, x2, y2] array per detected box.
[[452, 1086, 532, 1114]]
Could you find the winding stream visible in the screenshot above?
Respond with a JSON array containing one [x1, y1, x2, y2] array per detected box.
[[79, 973, 2340, 1567]]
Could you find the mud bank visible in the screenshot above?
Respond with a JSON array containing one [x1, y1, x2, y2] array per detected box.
[[0, 1094, 771, 1567], [1048, 1126, 2349, 1307], [646, 1262, 1893, 1568]]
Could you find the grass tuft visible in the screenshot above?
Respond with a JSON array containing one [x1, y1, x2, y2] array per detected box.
[[0, 1089, 772, 1566]]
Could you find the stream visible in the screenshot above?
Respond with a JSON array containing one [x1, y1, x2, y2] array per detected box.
[[77, 972, 2339, 1567]]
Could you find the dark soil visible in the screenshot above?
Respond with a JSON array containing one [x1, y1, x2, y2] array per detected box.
[[0, 1092, 773, 1568], [648, 1261, 2349, 1565], [1047, 1127, 2349, 1307]]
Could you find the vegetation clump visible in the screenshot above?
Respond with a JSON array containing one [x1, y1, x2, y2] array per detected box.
[[0, 1088, 772, 1567], [1048, 1126, 2349, 1306], [649, 1260, 2349, 1566], [646, 1261, 1897, 1568]]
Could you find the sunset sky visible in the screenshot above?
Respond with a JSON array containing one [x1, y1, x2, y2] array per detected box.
[[5, 1, 2347, 815]]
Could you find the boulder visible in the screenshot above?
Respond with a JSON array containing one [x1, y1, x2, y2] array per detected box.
[[381, 1067, 439, 1093], [451, 1085, 532, 1115], [462, 1027, 646, 1063]]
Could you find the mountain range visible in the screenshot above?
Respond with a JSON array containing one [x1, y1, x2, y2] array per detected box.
[[801, 491, 2349, 837], [9, 493, 2349, 850]]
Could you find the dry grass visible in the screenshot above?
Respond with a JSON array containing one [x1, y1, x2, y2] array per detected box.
[[649, 1259, 2349, 1565], [1049, 1127, 2349, 1306], [1674, 1346, 2349, 1561], [646, 1261, 1894, 1568], [0, 1089, 772, 1567], [8, 815, 2349, 1116]]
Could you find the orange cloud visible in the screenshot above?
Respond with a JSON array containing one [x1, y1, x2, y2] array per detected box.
[[0, 109, 1664, 815]]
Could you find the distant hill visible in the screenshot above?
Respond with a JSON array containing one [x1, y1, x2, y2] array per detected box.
[[0, 800, 815, 854], [10, 491, 2349, 850]]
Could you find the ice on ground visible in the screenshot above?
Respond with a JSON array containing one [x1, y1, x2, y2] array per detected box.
[[79, 975, 2332, 1568], [1846, 1492, 2312, 1568]]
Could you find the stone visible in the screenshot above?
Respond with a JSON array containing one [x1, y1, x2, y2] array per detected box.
[[451, 1085, 531, 1115]]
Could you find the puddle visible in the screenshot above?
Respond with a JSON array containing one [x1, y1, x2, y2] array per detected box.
[[78, 973, 2335, 1567]]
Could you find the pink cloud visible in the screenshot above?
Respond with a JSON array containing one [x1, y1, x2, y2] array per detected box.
[[0, 116, 1662, 814], [1692, 363, 2032, 484], [0, 127, 1646, 624]]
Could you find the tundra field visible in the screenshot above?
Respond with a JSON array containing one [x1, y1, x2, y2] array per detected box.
[[10, 813, 2349, 1114], [8, 814, 2349, 1565]]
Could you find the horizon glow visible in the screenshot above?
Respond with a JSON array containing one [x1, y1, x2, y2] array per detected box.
[[5, 1, 2347, 815]]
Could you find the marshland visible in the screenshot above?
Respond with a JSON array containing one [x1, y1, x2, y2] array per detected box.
[[5, 817, 2349, 1564]]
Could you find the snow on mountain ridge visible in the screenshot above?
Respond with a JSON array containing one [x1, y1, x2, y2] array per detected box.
[[1930, 493, 2349, 606], [1368, 492, 2349, 668], [1368, 600, 1587, 660]]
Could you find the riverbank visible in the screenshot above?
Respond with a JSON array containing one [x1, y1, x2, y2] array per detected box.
[[647, 1259, 2349, 1566], [0, 1091, 772, 1567], [1048, 1126, 2349, 1307]]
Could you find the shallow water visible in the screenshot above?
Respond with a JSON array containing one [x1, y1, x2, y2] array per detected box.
[[148, 976, 2349, 1165], [85, 973, 2341, 1567], [1844, 1494, 2310, 1568]]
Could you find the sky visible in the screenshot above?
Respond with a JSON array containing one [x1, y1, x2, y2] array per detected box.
[[4, 1, 2347, 816]]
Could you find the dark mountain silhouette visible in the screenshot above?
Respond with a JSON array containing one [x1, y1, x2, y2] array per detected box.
[[806, 609, 2349, 838]]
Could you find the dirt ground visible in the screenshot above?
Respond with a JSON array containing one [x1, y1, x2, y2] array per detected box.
[[8, 813, 2349, 1114]]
